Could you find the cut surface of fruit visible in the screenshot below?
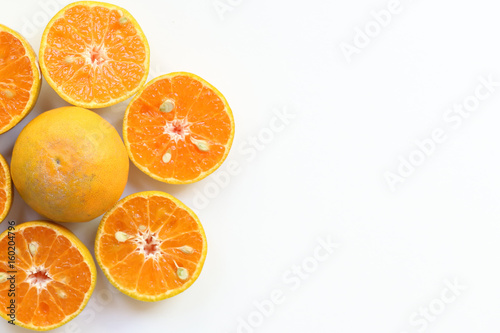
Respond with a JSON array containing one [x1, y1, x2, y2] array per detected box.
[[0, 221, 96, 330], [0, 154, 12, 223], [11, 106, 129, 223], [0, 24, 41, 134], [39, 1, 150, 108], [123, 72, 235, 184], [95, 191, 207, 301]]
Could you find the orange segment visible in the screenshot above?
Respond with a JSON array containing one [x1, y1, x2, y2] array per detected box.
[[0, 221, 96, 331], [21, 226, 58, 266], [47, 282, 85, 316], [0, 154, 12, 224], [39, 1, 150, 108], [124, 72, 235, 184], [0, 24, 41, 134], [95, 191, 207, 302]]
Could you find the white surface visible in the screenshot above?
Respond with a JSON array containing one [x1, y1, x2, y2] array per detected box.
[[2, 0, 500, 332]]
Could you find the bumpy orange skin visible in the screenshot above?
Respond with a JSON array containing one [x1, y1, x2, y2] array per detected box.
[[11, 107, 129, 222]]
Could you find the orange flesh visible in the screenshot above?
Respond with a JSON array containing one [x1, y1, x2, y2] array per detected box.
[[42, 4, 147, 105], [0, 225, 92, 328], [0, 30, 34, 130], [126, 74, 233, 182], [0, 161, 7, 217], [97, 194, 204, 296]]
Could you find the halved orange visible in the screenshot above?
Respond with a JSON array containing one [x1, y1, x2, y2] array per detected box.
[[0, 24, 41, 134], [0, 221, 96, 330], [0, 154, 12, 224], [95, 191, 207, 301], [39, 1, 150, 108], [123, 72, 235, 184]]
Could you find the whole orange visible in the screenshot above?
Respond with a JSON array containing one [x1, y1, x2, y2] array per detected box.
[[11, 106, 129, 222]]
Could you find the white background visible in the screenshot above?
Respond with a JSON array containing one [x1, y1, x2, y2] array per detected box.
[[2, 0, 500, 332]]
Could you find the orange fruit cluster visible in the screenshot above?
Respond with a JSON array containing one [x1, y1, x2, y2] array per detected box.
[[0, 1, 234, 330]]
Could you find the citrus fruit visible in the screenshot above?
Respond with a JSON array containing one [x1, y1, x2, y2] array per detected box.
[[39, 1, 150, 108], [0, 154, 12, 224], [123, 72, 235, 184], [11, 106, 129, 222], [0, 221, 96, 330], [95, 191, 207, 301], [0, 24, 41, 134]]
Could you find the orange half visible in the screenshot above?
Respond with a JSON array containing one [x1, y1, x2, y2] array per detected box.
[[39, 1, 150, 108], [0, 24, 41, 134], [0, 154, 12, 223], [123, 72, 235, 184], [0, 221, 96, 330], [95, 191, 207, 301]]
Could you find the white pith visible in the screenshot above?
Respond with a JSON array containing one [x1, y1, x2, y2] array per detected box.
[[83, 44, 109, 68], [164, 118, 191, 143], [26, 266, 52, 290], [132, 228, 162, 259], [113, 226, 194, 273]]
